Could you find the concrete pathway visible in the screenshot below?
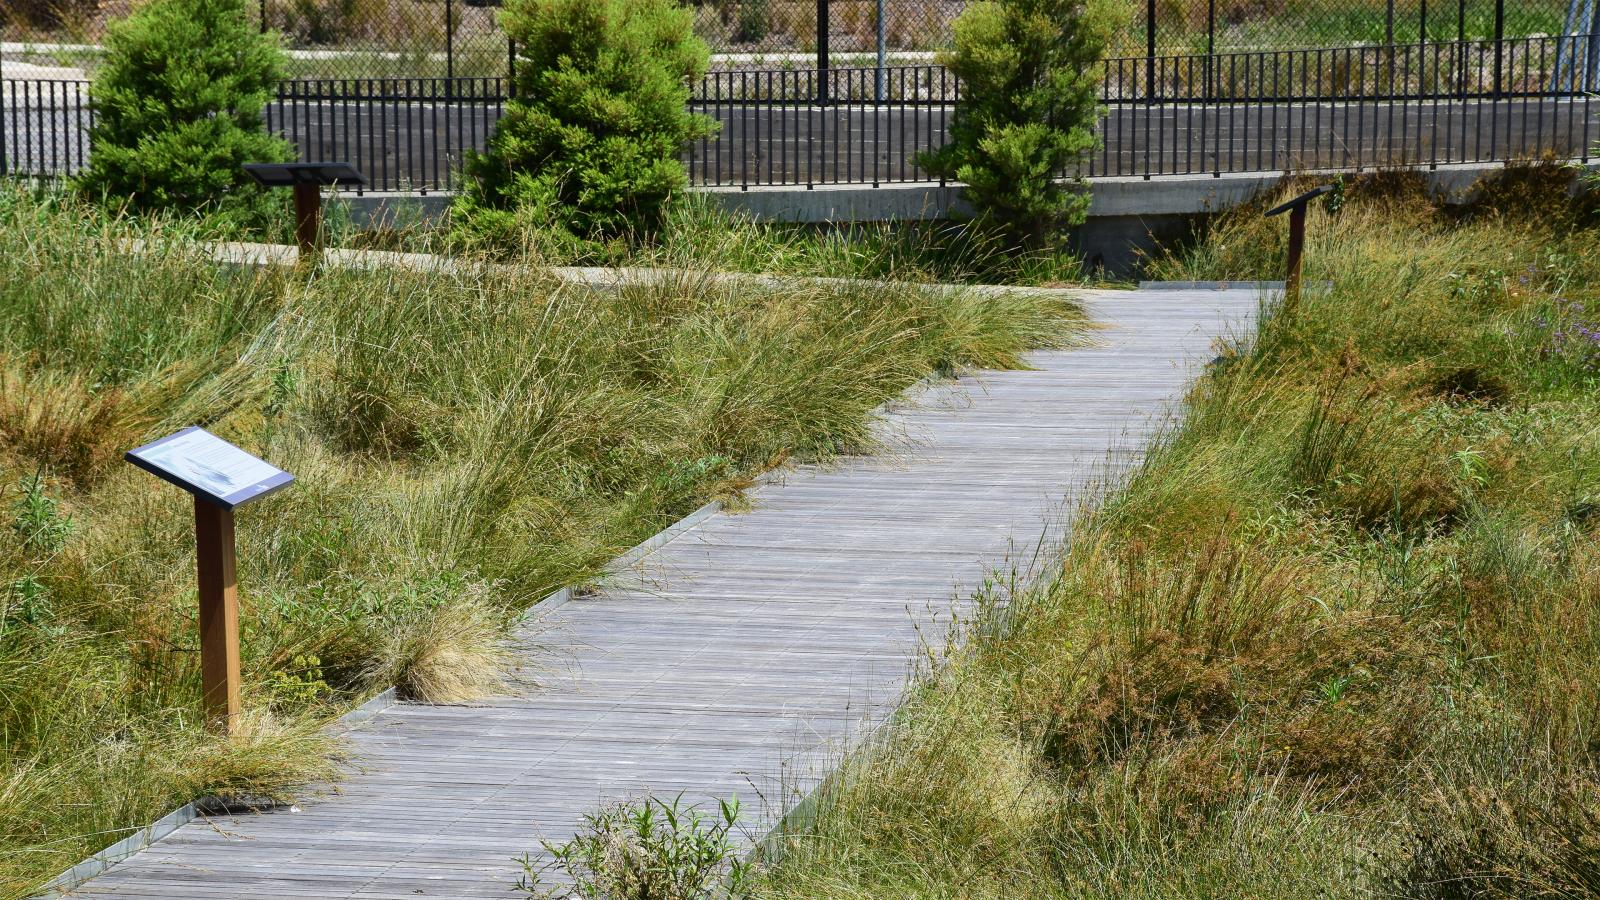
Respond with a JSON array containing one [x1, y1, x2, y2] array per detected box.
[[62, 286, 1261, 899]]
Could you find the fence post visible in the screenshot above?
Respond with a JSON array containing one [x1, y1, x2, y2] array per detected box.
[[817, 0, 831, 106], [0, 81, 8, 180], [1493, 0, 1505, 98], [1205, 0, 1215, 102], [875, 0, 886, 103], [444, 0, 457, 90], [259, 0, 266, 34], [1145, 0, 1156, 103], [508, 38, 517, 98]]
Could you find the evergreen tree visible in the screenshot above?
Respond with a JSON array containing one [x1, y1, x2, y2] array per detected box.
[[453, 0, 717, 253], [920, 0, 1118, 248], [76, 0, 292, 220]]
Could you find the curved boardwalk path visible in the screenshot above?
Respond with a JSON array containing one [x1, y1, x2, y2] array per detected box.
[[65, 286, 1260, 899]]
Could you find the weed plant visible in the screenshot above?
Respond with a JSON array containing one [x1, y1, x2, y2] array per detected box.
[[756, 165, 1600, 898], [0, 186, 1079, 898]]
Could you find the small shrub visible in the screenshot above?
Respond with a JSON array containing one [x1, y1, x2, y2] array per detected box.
[[918, 0, 1118, 249], [75, 0, 293, 222], [732, 0, 770, 43], [453, 0, 718, 254], [517, 794, 750, 899]]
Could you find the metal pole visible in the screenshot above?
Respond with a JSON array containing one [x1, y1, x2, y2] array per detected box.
[[1586, 0, 1600, 91], [508, 38, 517, 98], [1493, 0, 1505, 98], [194, 498, 242, 735], [0, 80, 8, 179], [1387, 0, 1397, 98], [818, 0, 830, 105], [1206, 0, 1215, 102], [446, 0, 456, 99], [260, 0, 267, 34], [876, 0, 886, 103], [1146, 0, 1157, 103]]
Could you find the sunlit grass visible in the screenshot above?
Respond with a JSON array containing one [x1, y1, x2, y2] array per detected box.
[[757, 164, 1600, 899], [0, 186, 1082, 899]]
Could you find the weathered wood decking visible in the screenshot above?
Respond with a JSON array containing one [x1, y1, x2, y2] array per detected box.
[[63, 286, 1261, 899]]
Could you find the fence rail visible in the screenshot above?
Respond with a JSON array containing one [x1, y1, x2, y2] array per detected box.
[[4, 37, 1598, 193]]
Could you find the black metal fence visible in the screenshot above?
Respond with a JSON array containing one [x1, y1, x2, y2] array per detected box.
[[5, 36, 1598, 192]]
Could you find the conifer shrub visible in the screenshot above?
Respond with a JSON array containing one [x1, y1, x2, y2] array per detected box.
[[75, 0, 293, 223], [452, 0, 717, 255], [919, 0, 1117, 249]]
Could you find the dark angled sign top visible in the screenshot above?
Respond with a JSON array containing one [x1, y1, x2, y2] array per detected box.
[[1265, 184, 1334, 217], [243, 162, 367, 188], [125, 427, 294, 509]]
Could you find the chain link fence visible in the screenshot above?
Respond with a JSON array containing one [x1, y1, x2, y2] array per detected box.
[[3, 0, 1581, 81], [1124, 0, 1569, 56]]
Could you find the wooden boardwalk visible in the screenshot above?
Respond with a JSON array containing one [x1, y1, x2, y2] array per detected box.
[[63, 286, 1260, 899]]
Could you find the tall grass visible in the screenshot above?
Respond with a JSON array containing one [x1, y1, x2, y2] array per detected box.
[[757, 167, 1600, 899], [0, 186, 1080, 899], [339, 192, 1104, 288]]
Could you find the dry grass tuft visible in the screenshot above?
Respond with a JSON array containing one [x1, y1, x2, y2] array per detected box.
[[757, 170, 1600, 898], [0, 187, 1078, 898]]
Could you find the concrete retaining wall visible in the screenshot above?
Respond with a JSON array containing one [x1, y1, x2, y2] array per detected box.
[[335, 161, 1587, 275]]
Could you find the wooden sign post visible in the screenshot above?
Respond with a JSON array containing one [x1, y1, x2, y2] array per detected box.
[[126, 428, 294, 734], [242, 162, 367, 260], [1264, 184, 1334, 303], [193, 498, 241, 730]]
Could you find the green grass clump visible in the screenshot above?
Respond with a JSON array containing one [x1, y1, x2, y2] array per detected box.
[[757, 168, 1600, 898], [343, 192, 1105, 288], [0, 186, 1080, 899]]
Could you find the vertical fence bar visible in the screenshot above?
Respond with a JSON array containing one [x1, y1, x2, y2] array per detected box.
[[508, 39, 517, 98], [1146, 0, 1157, 105]]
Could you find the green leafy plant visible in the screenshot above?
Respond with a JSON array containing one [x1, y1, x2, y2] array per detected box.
[[11, 474, 74, 556], [453, 0, 718, 255], [267, 653, 329, 707], [74, 0, 293, 223], [918, 0, 1118, 249], [516, 794, 750, 899], [1, 575, 55, 637]]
